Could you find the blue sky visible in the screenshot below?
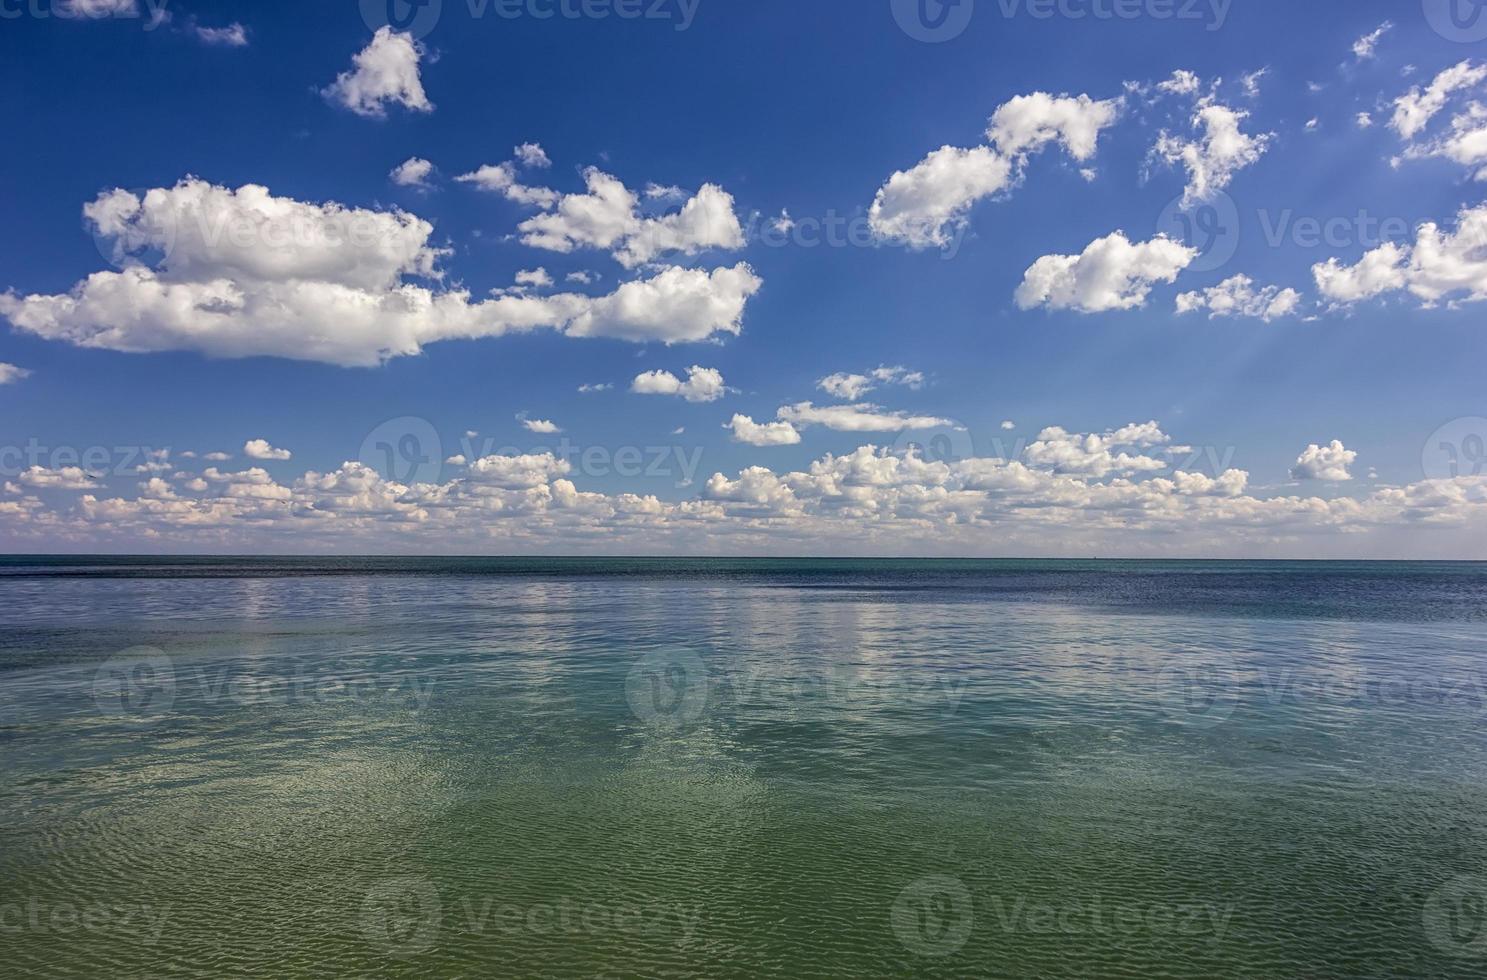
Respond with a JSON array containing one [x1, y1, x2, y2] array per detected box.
[[2, 0, 1486, 556]]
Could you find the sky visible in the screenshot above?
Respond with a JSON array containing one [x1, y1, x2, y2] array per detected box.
[[1, 0, 1486, 556]]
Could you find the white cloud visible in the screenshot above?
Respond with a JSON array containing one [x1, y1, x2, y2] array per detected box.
[[775, 402, 953, 433], [322, 28, 432, 119], [868, 145, 1012, 249], [1312, 204, 1487, 307], [514, 143, 551, 169], [193, 22, 247, 47], [521, 418, 562, 435], [1175, 274, 1302, 321], [54, 0, 137, 17], [1292, 440, 1356, 481], [631, 365, 728, 403], [1353, 22, 1392, 62], [1152, 103, 1272, 204], [727, 415, 801, 446], [0, 363, 30, 385], [869, 90, 1121, 249], [514, 268, 554, 290], [1016, 231, 1196, 313], [10, 429, 1487, 557], [1239, 68, 1268, 99], [0, 180, 764, 366], [818, 365, 924, 401], [517, 169, 746, 268], [455, 162, 560, 207], [18, 466, 97, 490], [986, 92, 1123, 162], [1401, 101, 1487, 180], [1156, 70, 1202, 96], [243, 439, 291, 461], [1024, 422, 1171, 478], [1391, 61, 1487, 140], [390, 157, 434, 188]]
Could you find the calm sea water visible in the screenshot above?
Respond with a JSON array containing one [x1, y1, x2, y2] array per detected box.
[[2, 557, 1486, 977]]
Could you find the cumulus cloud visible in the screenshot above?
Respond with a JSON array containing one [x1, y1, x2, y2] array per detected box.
[[390, 157, 434, 189], [868, 146, 1013, 249], [1176, 274, 1302, 321], [8, 429, 1487, 557], [243, 439, 291, 461], [455, 144, 562, 207], [1024, 422, 1172, 478], [0, 363, 30, 385], [514, 143, 551, 169], [516, 169, 746, 268], [1157, 70, 1202, 97], [1391, 61, 1487, 140], [0, 179, 764, 366], [631, 365, 728, 402], [322, 28, 432, 119], [817, 365, 925, 402], [727, 415, 801, 446], [1152, 102, 1272, 204], [1016, 231, 1196, 313], [986, 92, 1124, 162], [869, 90, 1122, 248], [775, 402, 953, 433], [1312, 204, 1487, 307], [18, 466, 98, 490], [1292, 440, 1357, 481]]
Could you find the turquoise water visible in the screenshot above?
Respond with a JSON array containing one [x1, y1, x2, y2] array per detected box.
[[2, 558, 1487, 976]]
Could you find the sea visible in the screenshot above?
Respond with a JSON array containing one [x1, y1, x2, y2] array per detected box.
[[2, 557, 1486, 977]]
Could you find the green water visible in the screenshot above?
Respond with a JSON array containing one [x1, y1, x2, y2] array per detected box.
[[2, 559, 1486, 976]]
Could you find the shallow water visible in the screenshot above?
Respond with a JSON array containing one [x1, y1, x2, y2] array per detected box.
[[2, 558, 1486, 976]]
